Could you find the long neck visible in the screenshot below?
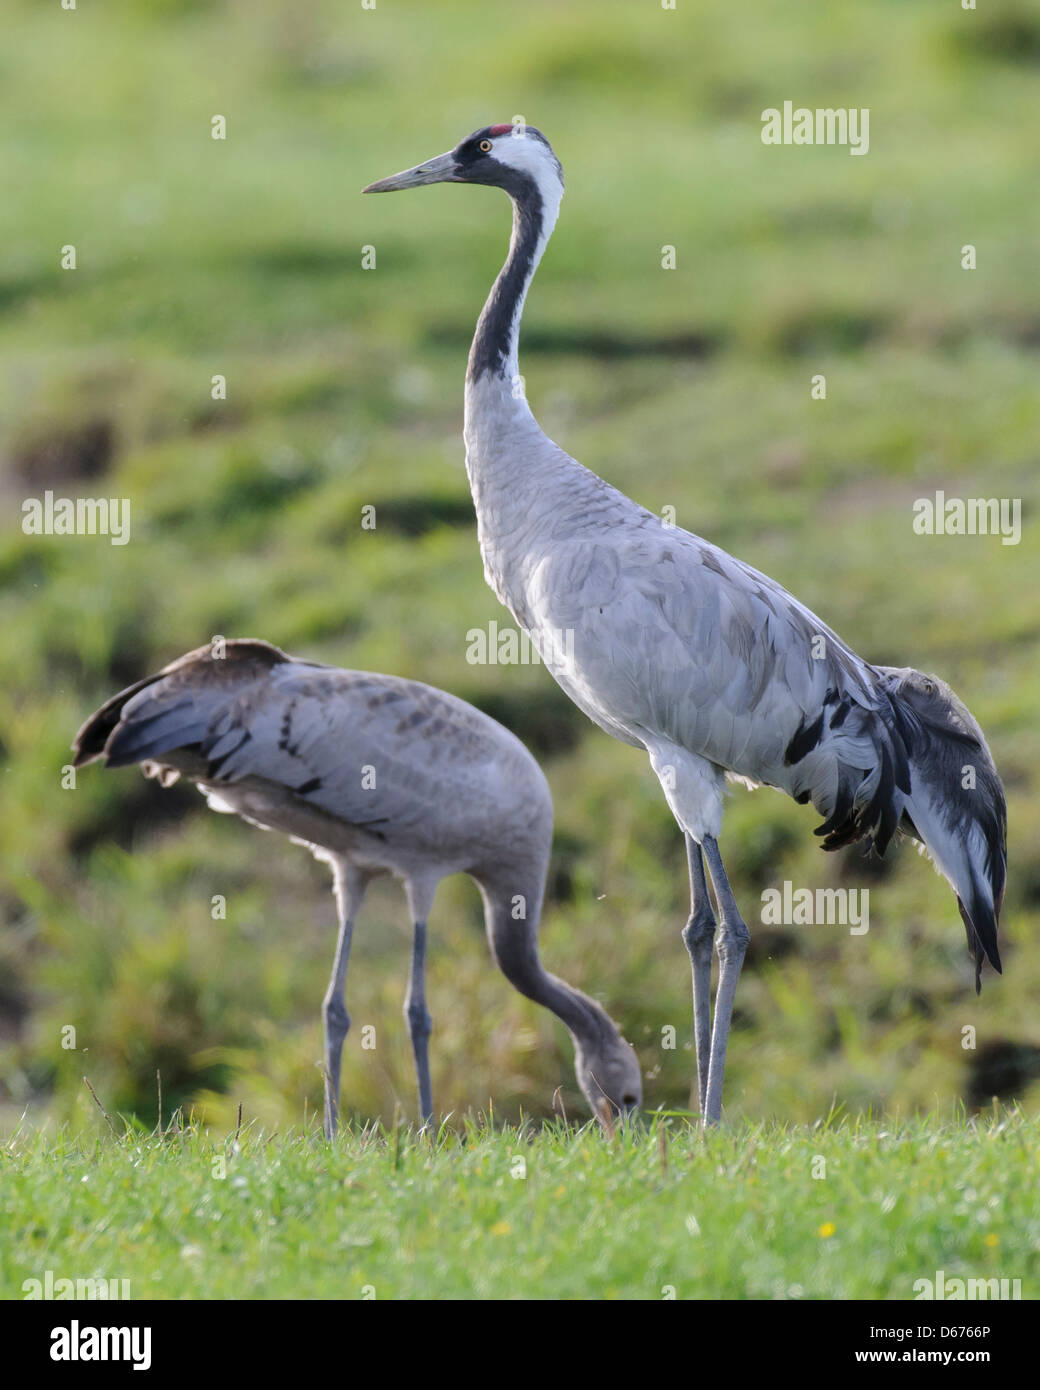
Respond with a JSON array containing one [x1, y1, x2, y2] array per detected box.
[[466, 178, 560, 389], [478, 876, 615, 1053]]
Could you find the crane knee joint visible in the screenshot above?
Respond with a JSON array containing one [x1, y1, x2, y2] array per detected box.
[[717, 920, 751, 959], [323, 997, 351, 1035], [681, 909, 716, 956], [405, 1003, 433, 1040]]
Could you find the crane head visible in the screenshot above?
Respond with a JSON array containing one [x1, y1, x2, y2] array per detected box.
[[362, 124, 564, 199], [573, 1029, 642, 1123]]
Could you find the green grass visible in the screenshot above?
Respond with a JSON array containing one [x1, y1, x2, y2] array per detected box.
[[1, 0, 1038, 1138], [3, 1110, 1037, 1299]]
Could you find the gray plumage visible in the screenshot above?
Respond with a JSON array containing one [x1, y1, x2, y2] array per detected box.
[[364, 125, 1008, 1124], [73, 639, 642, 1134]]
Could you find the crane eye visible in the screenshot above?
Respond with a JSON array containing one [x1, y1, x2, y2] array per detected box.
[[922, 679, 937, 696], [479, 139, 493, 152]]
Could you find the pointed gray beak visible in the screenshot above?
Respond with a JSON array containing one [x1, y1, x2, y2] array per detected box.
[[362, 150, 460, 194]]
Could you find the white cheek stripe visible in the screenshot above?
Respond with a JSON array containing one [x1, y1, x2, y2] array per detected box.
[[491, 133, 561, 188]]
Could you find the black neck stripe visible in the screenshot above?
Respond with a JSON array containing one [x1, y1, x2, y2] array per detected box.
[[468, 169, 544, 383]]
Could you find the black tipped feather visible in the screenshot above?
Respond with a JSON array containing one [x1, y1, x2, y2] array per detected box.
[[72, 672, 166, 766], [784, 710, 825, 766], [828, 697, 852, 730], [814, 777, 855, 842], [104, 700, 206, 768], [206, 728, 253, 779], [958, 895, 1002, 995]]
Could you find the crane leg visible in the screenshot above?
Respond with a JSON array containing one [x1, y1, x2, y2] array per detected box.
[[405, 919, 434, 1128], [322, 916, 354, 1140], [700, 836, 750, 1127], [323, 864, 368, 1140], [680, 835, 716, 1116]]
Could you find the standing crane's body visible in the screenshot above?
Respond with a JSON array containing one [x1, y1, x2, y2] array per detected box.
[[365, 125, 1008, 1123], [73, 639, 641, 1134]]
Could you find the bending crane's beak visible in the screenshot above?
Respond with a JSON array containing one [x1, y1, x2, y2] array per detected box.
[[362, 150, 460, 194]]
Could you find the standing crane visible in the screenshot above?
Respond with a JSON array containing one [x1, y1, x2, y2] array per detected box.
[[364, 126, 1008, 1124], [73, 639, 642, 1136]]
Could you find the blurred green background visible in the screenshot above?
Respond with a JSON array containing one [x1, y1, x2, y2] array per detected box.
[[1, 0, 1037, 1134]]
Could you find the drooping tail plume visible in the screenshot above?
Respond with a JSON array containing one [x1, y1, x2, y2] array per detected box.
[[879, 667, 1007, 992]]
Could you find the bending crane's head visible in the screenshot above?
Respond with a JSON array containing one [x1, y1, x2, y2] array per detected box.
[[573, 1024, 642, 1125], [879, 665, 1008, 992], [363, 124, 564, 201]]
